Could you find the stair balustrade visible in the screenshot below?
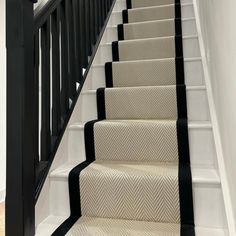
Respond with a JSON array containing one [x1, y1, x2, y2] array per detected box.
[[6, 0, 115, 234]]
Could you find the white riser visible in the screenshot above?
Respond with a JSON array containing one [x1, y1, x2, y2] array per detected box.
[[103, 18, 197, 43], [85, 58, 204, 89], [48, 165, 226, 229], [67, 122, 216, 168], [113, 0, 193, 12], [72, 87, 210, 122], [94, 36, 200, 64], [109, 3, 195, 26]]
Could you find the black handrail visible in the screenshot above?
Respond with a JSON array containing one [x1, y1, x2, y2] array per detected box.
[[6, 0, 115, 234]]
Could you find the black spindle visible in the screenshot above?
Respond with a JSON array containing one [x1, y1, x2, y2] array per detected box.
[[72, 0, 83, 83], [34, 32, 40, 166], [66, 0, 77, 99], [89, 0, 96, 45], [60, 1, 69, 118], [85, 0, 92, 55], [94, 0, 99, 38], [79, 0, 88, 67], [41, 20, 51, 161], [51, 8, 61, 137]]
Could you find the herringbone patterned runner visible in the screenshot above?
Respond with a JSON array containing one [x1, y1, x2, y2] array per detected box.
[[53, 0, 195, 235]]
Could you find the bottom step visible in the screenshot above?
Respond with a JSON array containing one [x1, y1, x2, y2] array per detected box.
[[36, 215, 227, 236]]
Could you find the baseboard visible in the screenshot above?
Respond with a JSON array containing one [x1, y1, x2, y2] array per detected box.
[[192, 1, 236, 235], [0, 189, 5, 203]]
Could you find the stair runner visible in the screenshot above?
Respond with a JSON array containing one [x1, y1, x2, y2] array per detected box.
[[53, 0, 195, 235]]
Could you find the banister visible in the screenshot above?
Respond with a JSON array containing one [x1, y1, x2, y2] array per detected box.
[[34, 0, 63, 31], [6, 0, 116, 235]]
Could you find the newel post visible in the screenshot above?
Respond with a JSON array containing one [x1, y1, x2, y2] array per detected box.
[[6, 0, 36, 235]]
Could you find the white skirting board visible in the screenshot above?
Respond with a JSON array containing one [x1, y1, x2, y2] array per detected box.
[[192, 0, 235, 235]]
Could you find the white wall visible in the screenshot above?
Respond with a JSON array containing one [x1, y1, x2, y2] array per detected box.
[[196, 0, 236, 228], [0, 0, 6, 202]]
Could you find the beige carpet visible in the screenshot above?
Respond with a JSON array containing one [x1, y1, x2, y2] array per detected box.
[[52, 0, 195, 235]]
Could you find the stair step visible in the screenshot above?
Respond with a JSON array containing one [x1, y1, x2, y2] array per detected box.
[[113, 0, 193, 12], [59, 216, 181, 235], [111, 36, 185, 61], [109, 3, 194, 25], [86, 119, 189, 162], [104, 18, 197, 43], [127, 0, 178, 9], [35, 215, 227, 236], [72, 86, 210, 122], [80, 160, 183, 222], [67, 121, 216, 168], [115, 36, 195, 61], [118, 19, 182, 40], [122, 4, 186, 24], [94, 36, 200, 64], [48, 163, 225, 228], [86, 58, 204, 89], [104, 58, 196, 87], [98, 85, 186, 120]]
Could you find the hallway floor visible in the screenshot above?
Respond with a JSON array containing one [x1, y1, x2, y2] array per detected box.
[[0, 203, 4, 236]]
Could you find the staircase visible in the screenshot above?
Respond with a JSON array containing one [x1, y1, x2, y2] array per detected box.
[[35, 0, 229, 235]]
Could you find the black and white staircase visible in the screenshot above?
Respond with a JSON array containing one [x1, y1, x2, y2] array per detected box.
[[35, 0, 229, 235]]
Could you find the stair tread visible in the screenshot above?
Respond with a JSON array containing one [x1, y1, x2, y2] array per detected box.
[[108, 17, 196, 29], [69, 121, 212, 130], [113, 2, 193, 11], [82, 160, 179, 175], [50, 161, 220, 184], [127, 0, 176, 9], [93, 57, 202, 68], [36, 215, 227, 236], [101, 35, 198, 46], [80, 161, 182, 222], [81, 85, 206, 93]]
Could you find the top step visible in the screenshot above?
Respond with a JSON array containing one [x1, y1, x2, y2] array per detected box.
[[127, 0, 180, 9], [110, 3, 194, 25], [113, 0, 193, 12], [122, 4, 182, 23]]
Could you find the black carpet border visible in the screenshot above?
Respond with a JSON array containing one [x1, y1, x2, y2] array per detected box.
[[175, 3, 182, 19], [176, 84, 187, 119], [105, 62, 113, 87], [51, 121, 98, 235], [175, 35, 184, 58], [177, 119, 195, 235], [122, 9, 128, 23], [51, 161, 93, 236], [117, 24, 124, 40], [112, 41, 119, 61], [126, 0, 132, 9], [175, 57, 185, 85], [97, 88, 106, 120], [175, 18, 183, 37]]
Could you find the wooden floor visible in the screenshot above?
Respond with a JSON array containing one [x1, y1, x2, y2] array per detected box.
[[0, 203, 4, 236]]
